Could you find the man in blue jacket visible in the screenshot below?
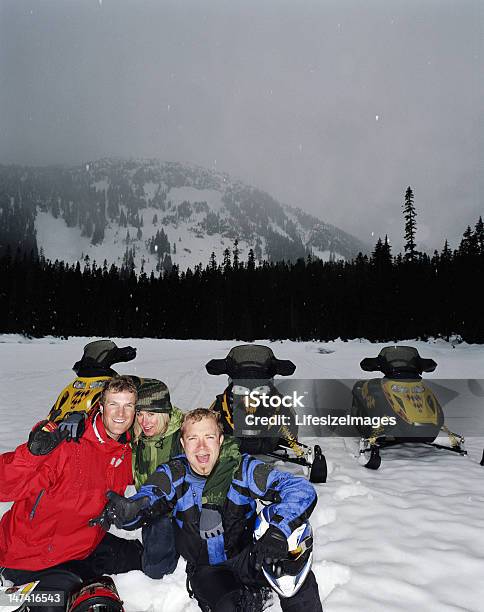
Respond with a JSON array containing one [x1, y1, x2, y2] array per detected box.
[[94, 408, 323, 612]]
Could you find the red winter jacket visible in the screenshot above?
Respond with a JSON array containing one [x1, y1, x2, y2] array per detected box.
[[0, 412, 133, 570]]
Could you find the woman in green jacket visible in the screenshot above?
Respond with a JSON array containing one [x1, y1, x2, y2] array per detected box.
[[131, 379, 183, 579], [132, 379, 241, 580]]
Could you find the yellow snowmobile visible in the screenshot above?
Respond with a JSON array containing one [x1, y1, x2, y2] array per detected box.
[[352, 345, 466, 469], [27, 340, 137, 455], [47, 339, 137, 422]]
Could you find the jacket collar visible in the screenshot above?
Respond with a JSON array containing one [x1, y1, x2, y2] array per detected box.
[[89, 411, 131, 447]]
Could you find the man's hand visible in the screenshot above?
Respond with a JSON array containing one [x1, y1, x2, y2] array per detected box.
[[252, 525, 289, 571], [58, 412, 87, 442], [89, 491, 149, 530], [28, 421, 69, 456]]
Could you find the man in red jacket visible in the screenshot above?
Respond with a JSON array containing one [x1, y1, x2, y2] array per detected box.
[[0, 375, 141, 612]]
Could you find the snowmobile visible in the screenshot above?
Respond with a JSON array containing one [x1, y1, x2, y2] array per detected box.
[[352, 345, 467, 470], [47, 339, 137, 423], [206, 344, 327, 483], [27, 339, 137, 454]]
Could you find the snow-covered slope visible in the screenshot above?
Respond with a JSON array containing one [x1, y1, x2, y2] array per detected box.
[[1, 336, 483, 611], [0, 160, 368, 273]]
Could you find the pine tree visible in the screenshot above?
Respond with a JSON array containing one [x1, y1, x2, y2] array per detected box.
[[381, 235, 392, 265], [372, 236, 392, 274], [441, 239, 452, 262], [459, 225, 478, 256], [403, 186, 417, 261], [372, 238, 384, 260], [222, 248, 232, 273], [474, 216, 484, 254], [232, 239, 240, 270]]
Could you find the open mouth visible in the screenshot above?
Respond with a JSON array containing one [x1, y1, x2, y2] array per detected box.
[[196, 453, 210, 465]]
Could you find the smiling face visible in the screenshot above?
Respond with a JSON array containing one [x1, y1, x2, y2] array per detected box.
[[101, 390, 137, 440], [180, 416, 224, 476], [136, 410, 163, 437]]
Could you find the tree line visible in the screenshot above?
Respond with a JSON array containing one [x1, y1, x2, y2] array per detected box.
[[1, 185, 483, 342], [1, 215, 483, 343]]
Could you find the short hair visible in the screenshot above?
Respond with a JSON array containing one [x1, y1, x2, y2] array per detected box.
[[181, 408, 224, 438], [100, 375, 138, 406]]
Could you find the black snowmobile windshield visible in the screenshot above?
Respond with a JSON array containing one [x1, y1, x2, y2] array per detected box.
[[73, 339, 119, 376], [83, 340, 118, 363], [379, 346, 420, 369], [228, 345, 276, 378]]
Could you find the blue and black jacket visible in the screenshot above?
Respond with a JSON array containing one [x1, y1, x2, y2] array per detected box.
[[128, 453, 317, 567]]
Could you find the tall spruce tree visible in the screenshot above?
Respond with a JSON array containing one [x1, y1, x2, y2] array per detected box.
[[232, 239, 240, 270], [474, 216, 484, 254], [403, 186, 417, 261]]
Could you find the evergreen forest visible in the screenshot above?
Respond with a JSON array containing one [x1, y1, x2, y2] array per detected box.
[[1, 188, 483, 343]]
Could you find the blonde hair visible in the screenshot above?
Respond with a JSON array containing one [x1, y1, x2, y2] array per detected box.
[[133, 411, 170, 442], [180, 407, 224, 439]]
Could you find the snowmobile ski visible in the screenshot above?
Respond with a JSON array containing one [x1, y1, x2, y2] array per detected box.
[[264, 443, 327, 483]]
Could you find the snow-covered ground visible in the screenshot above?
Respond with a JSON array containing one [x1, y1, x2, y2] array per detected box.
[[1, 336, 483, 611]]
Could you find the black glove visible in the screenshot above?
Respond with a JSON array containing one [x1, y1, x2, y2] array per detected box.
[[252, 525, 289, 571], [58, 411, 87, 442], [28, 420, 69, 456], [89, 491, 149, 530]]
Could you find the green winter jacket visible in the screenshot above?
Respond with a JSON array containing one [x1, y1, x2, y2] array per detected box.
[[131, 407, 242, 496], [132, 406, 184, 489]]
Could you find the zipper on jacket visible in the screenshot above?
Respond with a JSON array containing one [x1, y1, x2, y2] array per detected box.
[[30, 489, 45, 520]]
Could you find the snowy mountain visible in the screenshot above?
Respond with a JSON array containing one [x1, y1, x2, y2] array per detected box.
[[0, 159, 368, 273]]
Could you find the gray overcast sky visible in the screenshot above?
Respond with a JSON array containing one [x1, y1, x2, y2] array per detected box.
[[0, 0, 482, 250]]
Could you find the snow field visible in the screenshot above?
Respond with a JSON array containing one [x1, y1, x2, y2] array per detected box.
[[0, 336, 483, 611]]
